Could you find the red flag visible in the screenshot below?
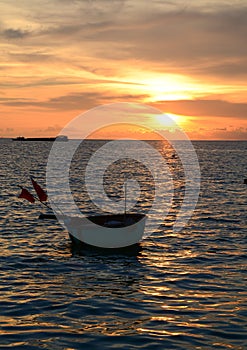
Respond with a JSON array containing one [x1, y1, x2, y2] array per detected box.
[[30, 176, 48, 202], [18, 188, 35, 203]]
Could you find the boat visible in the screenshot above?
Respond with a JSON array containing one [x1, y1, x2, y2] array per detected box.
[[64, 213, 146, 249], [21, 177, 147, 250], [13, 135, 68, 142], [40, 212, 147, 249]]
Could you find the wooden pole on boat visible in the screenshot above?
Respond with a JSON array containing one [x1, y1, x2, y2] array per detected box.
[[33, 194, 51, 209], [124, 178, 127, 219], [123, 159, 128, 223]]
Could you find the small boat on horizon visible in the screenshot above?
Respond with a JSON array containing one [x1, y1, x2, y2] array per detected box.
[[13, 135, 68, 142]]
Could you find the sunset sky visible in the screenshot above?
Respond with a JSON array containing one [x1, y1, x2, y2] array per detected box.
[[0, 0, 246, 140]]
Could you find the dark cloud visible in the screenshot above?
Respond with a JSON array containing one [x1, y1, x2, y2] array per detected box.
[[1, 91, 149, 110], [0, 76, 145, 89], [197, 59, 247, 78], [2, 90, 246, 123], [8, 51, 54, 63], [153, 99, 247, 120], [2, 28, 31, 39]]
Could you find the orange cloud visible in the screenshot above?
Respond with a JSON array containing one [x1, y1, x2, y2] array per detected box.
[[0, 0, 246, 139]]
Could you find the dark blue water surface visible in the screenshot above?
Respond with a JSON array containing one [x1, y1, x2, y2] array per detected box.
[[0, 140, 246, 349]]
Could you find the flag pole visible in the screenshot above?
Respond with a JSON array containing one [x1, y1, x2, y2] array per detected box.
[[124, 177, 127, 219], [123, 159, 127, 223], [34, 195, 65, 217], [29, 175, 64, 215]]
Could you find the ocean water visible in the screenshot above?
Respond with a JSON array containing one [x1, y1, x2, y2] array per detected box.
[[0, 140, 246, 350]]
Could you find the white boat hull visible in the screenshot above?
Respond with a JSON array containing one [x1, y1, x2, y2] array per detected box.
[[63, 213, 147, 249]]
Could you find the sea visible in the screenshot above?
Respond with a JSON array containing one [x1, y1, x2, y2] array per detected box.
[[0, 140, 246, 350]]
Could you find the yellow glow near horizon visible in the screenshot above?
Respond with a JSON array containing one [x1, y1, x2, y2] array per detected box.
[[153, 113, 187, 129]]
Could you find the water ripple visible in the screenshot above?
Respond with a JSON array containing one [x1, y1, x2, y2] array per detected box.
[[0, 141, 246, 349]]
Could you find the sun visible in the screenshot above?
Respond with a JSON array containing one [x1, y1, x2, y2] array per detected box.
[[152, 113, 187, 129], [139, 75, 194, 102]]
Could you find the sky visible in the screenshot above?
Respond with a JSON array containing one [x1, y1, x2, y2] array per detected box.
[[0, 0, 246, 140]]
